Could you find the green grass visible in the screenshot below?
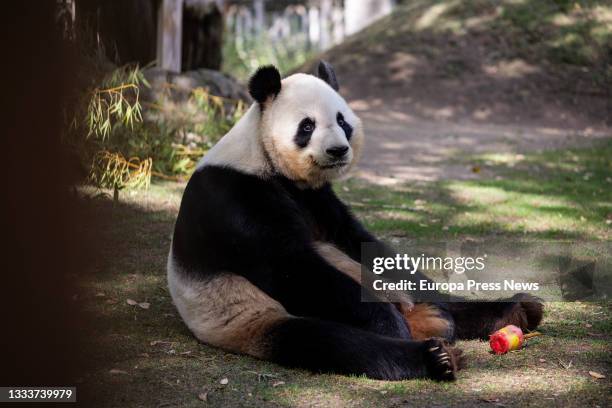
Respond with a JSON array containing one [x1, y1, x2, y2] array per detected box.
[[80, 142, 611, 407], [337, 140, 611, 241]]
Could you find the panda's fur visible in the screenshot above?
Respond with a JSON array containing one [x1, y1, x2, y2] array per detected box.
[[168, 62, 543, 381]]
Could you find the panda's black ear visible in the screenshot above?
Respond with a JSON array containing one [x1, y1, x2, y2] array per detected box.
[[317, 60, 339, 91], [248, 65, 282, 104]]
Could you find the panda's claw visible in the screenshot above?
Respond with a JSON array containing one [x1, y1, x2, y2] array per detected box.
[[423, 338, 465, 382]]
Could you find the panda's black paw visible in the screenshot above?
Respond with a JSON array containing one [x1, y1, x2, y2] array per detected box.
[[517, 293, 544, 331], [423, 338, 464, 382], [498, 293, 544, 333]]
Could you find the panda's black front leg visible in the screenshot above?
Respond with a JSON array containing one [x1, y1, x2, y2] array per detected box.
[[267, 251, 412, 340]]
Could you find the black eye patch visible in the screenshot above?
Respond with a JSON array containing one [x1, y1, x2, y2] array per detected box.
[[337, 112, 353, 140], [294, 117, 316, 148]]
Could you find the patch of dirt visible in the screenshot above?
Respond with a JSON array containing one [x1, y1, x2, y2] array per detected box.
[[300, 1, 612, 183]]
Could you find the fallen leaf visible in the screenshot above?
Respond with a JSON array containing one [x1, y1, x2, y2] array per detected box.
[[95, 292, 106, 297], [480, 397, 500, 403], [539, 358, 546, 363], [585, 323, 592, 328], [589, 371, 605, 379], [197, 392, 208, 402], [472, 165, 481, 173], [138, 302, 150, 310], [150, 340, 173, 347], [126, 299, 137, 306], [272, 381, 285, 387], [109, 369, 128, 375], [220, 378, 229, 385]]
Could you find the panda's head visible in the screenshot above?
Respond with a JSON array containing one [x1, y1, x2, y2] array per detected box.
[[249, 61, 364, 188]]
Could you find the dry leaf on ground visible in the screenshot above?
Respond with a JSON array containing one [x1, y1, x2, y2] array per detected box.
[[589, 371, 605, 379]]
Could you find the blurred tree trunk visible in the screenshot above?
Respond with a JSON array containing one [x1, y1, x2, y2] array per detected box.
[[76, 0, 225, 71], [182, 1, 224, 71], [344, 0, 394, 35], [75, 0, 158, 66], [158, 0, 184, 73]]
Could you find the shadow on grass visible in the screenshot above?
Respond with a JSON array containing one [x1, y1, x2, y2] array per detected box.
[[338, 139, 611, 240]]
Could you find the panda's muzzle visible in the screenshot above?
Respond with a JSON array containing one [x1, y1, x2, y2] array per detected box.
[[318, 161, 348, 169], [315, 145, 348, 170], [326, 145, 349, 159]]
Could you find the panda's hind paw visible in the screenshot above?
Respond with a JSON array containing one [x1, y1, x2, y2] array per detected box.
[[423, 338, 464, 382]]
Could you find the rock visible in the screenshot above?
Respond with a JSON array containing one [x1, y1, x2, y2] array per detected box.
[[142, 67, 251, 104]]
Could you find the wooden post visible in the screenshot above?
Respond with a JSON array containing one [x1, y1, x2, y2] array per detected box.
[[345, 0, 395, 36], [319, 0, 331, 50], [253, 0, 265, 35], [157, 0, 183, 73], [308, 6, 320, 49]]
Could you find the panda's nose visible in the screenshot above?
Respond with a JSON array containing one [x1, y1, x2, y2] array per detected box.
[[326, 145, 349, 159]]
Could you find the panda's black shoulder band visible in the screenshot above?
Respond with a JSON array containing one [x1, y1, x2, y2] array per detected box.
[[248, 65, 282, 104]]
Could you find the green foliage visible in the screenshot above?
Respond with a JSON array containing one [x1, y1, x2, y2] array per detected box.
[[85, 65, 147, 140], [66, 64, 246, 193], [188, 88, 246, 147], [222, 31, 314, 80], [88, 151, 152, 191], [145, 86, 247, 176]]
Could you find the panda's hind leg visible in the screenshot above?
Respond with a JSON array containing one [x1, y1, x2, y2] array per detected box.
[[398, 303, 456, 342], [168, 264, 465, 381], [445, 294, 544, 339]]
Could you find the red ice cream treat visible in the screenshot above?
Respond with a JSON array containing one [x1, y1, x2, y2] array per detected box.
[[489, 325, 525, 354]]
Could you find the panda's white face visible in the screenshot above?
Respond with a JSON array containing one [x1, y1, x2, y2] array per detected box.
[[260, 73, 363, 188]]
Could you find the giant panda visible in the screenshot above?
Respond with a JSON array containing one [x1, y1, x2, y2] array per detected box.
[[167, 61, 543, 381]]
